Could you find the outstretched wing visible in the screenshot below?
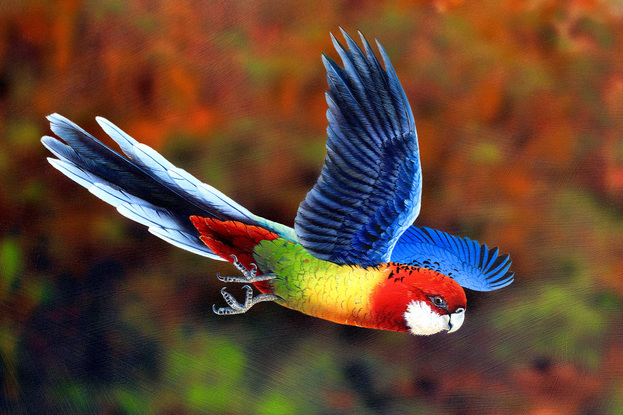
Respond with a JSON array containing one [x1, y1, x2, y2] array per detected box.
[[294, 29, 421, 267], [390, 227, 514, 291]]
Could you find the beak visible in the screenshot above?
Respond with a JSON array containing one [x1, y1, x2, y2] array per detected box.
[[447, 308, 465, 333]]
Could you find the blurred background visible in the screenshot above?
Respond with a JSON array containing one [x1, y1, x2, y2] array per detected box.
[[1, 0, 623, 413]]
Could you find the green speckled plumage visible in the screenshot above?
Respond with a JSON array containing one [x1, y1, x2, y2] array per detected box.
[[253, 238, 389, 328]]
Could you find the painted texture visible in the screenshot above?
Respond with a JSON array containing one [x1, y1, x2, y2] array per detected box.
[[7, 1, 623, 413]]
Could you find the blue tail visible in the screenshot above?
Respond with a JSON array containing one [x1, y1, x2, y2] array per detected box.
[[42, 114, 294, 259]]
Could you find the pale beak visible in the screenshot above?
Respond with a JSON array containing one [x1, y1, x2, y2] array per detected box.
[[447, 308, 465, 333]]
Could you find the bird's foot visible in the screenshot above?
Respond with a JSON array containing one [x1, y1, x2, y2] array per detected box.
[[213, 255, 278, 315], [213, 285, 278, 315], [216, 255, 276, 283]]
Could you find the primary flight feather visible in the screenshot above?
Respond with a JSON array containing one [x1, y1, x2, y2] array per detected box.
[[42, 30, 513, 335]]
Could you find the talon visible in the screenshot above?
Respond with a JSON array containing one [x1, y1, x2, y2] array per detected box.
[[213, 284, 279, 316], [230, 254, 244, 271], [212, 257, 279, 315], [215, 258, 276, 283], [221, 287, 243, 311], [243, 284, 253, 303], [213, 304, 230, 315]]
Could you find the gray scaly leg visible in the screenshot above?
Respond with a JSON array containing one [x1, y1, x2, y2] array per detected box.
[[213, 255, 278, 315], [216, 255, 276, 283]]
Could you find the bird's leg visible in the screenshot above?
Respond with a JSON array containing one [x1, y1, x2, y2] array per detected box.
[[213, 285, 278, 315], [216, 255, 276, 283], [213, 255, 278, 315]]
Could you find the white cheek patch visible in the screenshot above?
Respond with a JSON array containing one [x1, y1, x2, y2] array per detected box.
[[404, 300, 450, 336]]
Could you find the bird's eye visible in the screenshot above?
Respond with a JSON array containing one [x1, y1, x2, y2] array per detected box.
[[430, 296, 447, 309]]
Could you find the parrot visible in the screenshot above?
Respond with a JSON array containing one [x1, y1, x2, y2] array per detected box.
[[41, 29, 513, 336]]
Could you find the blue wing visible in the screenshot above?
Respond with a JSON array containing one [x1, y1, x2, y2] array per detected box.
[[391, 226, 514, 291], [294, 29, 421, 267]]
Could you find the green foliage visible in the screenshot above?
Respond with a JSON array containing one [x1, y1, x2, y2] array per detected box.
[[471, 140, 502, 165], [165, 331, 248, 413], [256, 391, 297, 415], [5, 121, 41, 149], [0, 237, 21, 296], [52, 382, 91, 412], [114, 387, 150, 414], [493, 280, 610, 369]]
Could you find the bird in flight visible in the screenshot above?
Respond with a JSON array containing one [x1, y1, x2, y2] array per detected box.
[[42, 30, 513, 335]]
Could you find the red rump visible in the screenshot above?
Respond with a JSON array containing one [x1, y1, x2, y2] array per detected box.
[[190, 216, 279, 291]]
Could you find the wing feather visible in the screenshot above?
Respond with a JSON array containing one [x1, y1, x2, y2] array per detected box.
[[391, 226, 514, 291], [295, 30, 420, 267]]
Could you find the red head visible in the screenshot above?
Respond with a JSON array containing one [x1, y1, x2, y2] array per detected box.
[[371, 264, 467, 335]]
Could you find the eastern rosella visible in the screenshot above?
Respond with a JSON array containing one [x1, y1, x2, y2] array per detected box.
[[41, 30, 513, 336]]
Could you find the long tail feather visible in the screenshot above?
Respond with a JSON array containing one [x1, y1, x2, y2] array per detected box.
[[42, 114, 282, 258]]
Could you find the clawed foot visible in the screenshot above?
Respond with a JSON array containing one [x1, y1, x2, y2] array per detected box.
[[213, 255, 278, 315], [216, 255, 276, 283], [213, 285, 278, 315]]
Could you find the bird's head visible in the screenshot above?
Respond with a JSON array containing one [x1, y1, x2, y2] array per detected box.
[[372, 264, 467, 335]]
